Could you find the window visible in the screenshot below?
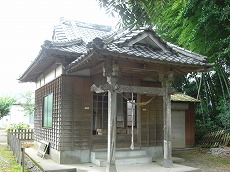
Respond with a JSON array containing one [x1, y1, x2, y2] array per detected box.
[[118, 93, 137, 128], [93, 92, 108, 134], [43, 93, 53, 128], [93, 92, 137, 135], [126, 99, 137, 127]]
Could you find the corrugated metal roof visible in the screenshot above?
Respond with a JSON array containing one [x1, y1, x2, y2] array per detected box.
[[171, 93, 200, 102]]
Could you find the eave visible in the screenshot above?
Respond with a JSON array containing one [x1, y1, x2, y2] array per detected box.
[[66, 46, 212, 77]]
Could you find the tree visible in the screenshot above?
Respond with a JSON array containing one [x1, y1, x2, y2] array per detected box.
[[0, 97, 15, 120], [20, 91, 34, 116], [97, 0, 230, 135]]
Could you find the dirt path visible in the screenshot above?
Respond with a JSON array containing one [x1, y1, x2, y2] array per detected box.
[[173, 148, 230, 172]]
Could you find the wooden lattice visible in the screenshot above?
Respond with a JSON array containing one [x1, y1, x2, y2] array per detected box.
[[200, 130, 230, 148], [35, 77, 62, 151]]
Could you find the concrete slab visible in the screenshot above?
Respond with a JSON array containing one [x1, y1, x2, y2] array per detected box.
[[25, 148, 201, 172]]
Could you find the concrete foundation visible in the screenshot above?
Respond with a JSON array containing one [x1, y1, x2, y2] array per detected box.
[[34, 140, 163, 165], [144, 146, 163, 160], [60, 149, 91, 164], [34, 141, 91, 164], [25, 147, 201, 172]]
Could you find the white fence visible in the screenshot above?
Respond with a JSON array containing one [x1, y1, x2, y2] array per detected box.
[[7, 129, 34, 172]]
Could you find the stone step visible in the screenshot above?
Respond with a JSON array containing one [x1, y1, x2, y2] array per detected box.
[[93, 155, 153, 167]]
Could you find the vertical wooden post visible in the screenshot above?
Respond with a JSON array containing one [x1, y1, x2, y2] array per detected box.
[[7, 130, 10, 146], [137, 94, 142, 148], [21, 147, 25, 172], [104, 65, 119, 172], [106, 85, 117, 172], [160, 73, 173, 168]]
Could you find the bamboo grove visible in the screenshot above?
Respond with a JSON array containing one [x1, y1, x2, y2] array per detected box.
[[97, 0, 230, 140]]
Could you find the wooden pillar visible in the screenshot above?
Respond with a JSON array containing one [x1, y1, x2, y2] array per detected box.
[[160, 73, 173, 168], [104, 65, 119, 172]]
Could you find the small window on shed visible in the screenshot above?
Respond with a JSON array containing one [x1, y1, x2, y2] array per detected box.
[[43, 93, 53, 128]]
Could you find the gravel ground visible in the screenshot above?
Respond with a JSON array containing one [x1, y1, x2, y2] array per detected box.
[[173, 148, 230, 172], [24, 155, 43, 172]]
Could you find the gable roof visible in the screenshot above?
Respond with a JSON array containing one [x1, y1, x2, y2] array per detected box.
[[66, 26, 211, 73], [19, 19, 212, 83]]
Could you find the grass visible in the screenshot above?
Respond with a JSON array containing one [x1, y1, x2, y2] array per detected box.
[[0, 143, 21, 172]]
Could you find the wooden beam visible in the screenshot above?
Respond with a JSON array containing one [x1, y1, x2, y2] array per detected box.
[[91, 84, 111, 93], [91, 84, 175, 96], [117, 85, 164, 95]]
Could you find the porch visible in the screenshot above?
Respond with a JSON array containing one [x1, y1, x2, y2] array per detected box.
[[25, 147, 201, 172]]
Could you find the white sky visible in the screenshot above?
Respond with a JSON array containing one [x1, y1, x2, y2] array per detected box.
[[0, 0, 118, 99]]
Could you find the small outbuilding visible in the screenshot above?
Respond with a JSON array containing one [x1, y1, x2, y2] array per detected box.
[[171, 93, 199, 149], [19, 19, 210, 171]]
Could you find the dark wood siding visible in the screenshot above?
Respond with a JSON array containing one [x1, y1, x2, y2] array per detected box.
[[140, 95, 163, 147], [185, 103, 195, 147], [61, 75, 92, 150], [140, 81, 163, 147]]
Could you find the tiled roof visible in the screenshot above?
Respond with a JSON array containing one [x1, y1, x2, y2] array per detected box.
[[53, 20, 112, 45], [45, 20, 114, 55], [49, 21, 209, 68], [19, 20, 113, 82], [65, 26, 210, 71], [19, 19, 211, 82], [105, 43, 206, 65]]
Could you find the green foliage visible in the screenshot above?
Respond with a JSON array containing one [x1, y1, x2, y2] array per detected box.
[[0, 97, 15, 119], [217, 96, 230, 129], [195, 118, 220, 144], [6, 122, 30, 130], [97, 0, 159, 28], [98, 0, 230, 140], [20, 91, 35, 116]]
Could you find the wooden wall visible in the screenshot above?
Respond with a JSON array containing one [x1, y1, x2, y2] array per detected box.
[[34, 75, 92, 151], [140, 81, 163, 147], [35, 77, 62, 151], [34, 74, 164, 152], [140, 95, 163, 147], [61, 75, 92, 150]]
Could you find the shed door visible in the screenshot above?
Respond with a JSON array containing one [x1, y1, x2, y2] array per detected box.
[[172, 111, 185, 148]]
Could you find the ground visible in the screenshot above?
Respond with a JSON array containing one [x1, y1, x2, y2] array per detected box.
[[173, 148, 230, 172], [0, 143, 22, 172], [1, 129, 230, 171]]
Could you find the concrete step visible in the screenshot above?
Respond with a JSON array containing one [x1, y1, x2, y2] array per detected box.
[[94, 155, 153, 167], [91, 149, 147, 159], [91, 149, 152, 167]]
